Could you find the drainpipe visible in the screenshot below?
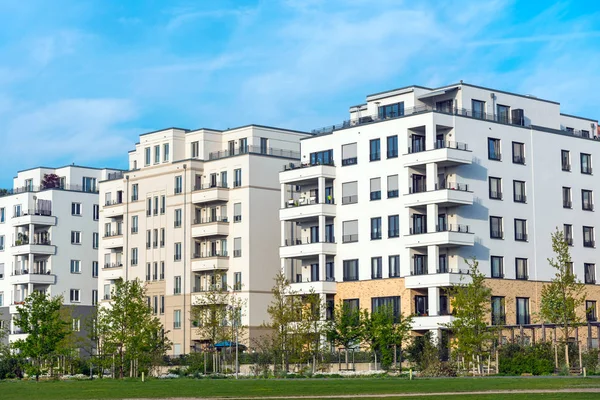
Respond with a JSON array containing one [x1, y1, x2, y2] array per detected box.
[[183, 164, 187, 354], [125, 175, 129, 282]]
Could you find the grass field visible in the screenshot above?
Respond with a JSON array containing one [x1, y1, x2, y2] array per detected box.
[[1, 376, 599, 400]]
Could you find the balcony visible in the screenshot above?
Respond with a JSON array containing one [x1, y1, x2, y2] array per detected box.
[[10, 270, 56, 285], [11, 240, 56, 256], [290, 280, 337, 295], [11, 209, 56, 227], [191, 252, 229, 272], [104, 200, 125, 218], [280, 199, 336, 221], [103, 263, 124, 280], [280, 240, 337, 259], [404, 183, 473, 208], [280, 163, 336, 184], [405, 224, 474, 248], [103, 233, 124, 249], [405, 269, 472, 288], [411, 315, 454, 331], [191, 218, 230, 238], [403, 142, 472, 168], [208, 145, 300, 161], [192, 184, 229, 204]]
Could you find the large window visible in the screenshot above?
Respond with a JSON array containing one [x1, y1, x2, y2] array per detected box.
[[389, 255, 400, 278], [563, 187, 572, 208], [370, 178, 381, 200], [582, 189, 594, 211], [587, 300, 597, 322], [490, 216, 503, 239], [371, 296, 401, 322], [341, 143, 358, 166], [388, 215, 399, 238], [387, 175, 399, 198], [561, 150, 571, 171], [370, 217, 382, 240], [378, 102, 404, 119], [489, 177, 502, 200], [343, 259, 359, 281], [585, 263, 596, 284], [341, 181, 358, 205], [386, 135, 398, 158], [564, 224, 573, 245], [512, 142, 525, 164], [144, 147, 151, 166], [174, 310, 181, 329], [488, 138, 501, 161], [369, 139, 380, 161], [491, 296, 506, 325], [371, 257, 382, 279], [472, 99, 485, 119], [174, 175, 182, 194], [516, 297, 530, 325], [234, 237, 242, 257], [491, 256, 504, 278], [516, 258, 528, 280], [513, 180, 526, 203], [514, 219, 527, 241], [309, 149, 333, 166], [343, 220, 358, 243], [234, 168, 242, 187], [583, 226, 595, 247], [497, 105, 510, 124], [174, 242, 182, 261], [154, 145, 160, 164], [581, 153, 592, 174]]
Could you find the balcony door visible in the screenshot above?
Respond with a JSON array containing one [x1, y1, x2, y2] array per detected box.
[[411, 135, 425, 152], [413, 214, 427, 234]]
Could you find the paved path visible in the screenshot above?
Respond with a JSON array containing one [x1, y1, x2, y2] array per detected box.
[[128, 387, 600, 399]]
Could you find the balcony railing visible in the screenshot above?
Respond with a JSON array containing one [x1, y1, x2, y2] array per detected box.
[[436, 224, 470, 233], [436, 181, 469, 191], [105, 199, 123, 206], [106, 171, 125, 181], [103, 230, 123, 238], [103, 263, 123, 269], [281, 160, 335, 171], [283, 238, 335, 246], [409, 226, 427, 235], [434, 140, 468, 151], [285, 197, 335, 208], [342, 234, 358, 243], [193, 183, 228, 191], [13, 239, 52, 246], [193, 216, 229, 224], [192, 251, 228, 258], [341, 157, 358, 166], [341, 195, 358, 205], [209, 145, 300, 161], [13, 209, 52, 218], [0, 183, 99, 197], [12, 269, 52, 275]]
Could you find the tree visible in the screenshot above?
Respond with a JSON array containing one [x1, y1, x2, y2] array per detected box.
[[539, 228, 587, 368], [41, 174, 61, 189], [445, 257, 495, 374], [96, 279, 171, 378], [295, 289, 327, 373], [326, 301, 362, 371], [13, 292, 71, 380]]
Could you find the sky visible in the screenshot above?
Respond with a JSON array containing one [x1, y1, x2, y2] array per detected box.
[[0, 0, 599, 186]]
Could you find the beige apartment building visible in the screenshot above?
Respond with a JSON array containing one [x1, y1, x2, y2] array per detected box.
[[98, 125, 306, 356]]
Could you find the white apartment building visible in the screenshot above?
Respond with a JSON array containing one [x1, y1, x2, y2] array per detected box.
[[279, 81, 600, 344], [0, 165, 121, 346], [98, 125, 307, 356]]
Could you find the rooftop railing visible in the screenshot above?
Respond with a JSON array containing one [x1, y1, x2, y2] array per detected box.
[[208, 145, 300, 161], [0, 184, 98, 197], [282, 160, 335, 172]]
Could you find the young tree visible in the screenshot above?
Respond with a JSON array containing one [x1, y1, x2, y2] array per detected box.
[[445, 257, 495, 374], [97, 279, 171, 378], [539, 228, 587, 368], [326, 301, 362, 371], [295, 289, 327, 373], [13, 292, 71, 380], [41, 173, 61, 189]]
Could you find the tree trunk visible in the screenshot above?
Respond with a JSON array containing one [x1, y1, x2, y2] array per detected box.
[[565, 343, 570, 369]]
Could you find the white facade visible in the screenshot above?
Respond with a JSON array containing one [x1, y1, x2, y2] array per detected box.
[[0, 165, 121, 344], [280, 82, 600, 333], [98, 124, 307, 355]]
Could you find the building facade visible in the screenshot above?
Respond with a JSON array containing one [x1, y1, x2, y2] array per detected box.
[[0, 165, 121, 345], [279, 82, 600, 343], [98, 125, 307, 356]]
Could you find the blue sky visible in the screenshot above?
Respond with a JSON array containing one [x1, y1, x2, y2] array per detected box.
[[0, 0, 599, 186]]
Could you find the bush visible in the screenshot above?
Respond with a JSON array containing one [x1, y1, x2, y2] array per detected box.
[[499, 343, 554, 376], [420, 361, 458, 377], [582, 349, 600, 373]]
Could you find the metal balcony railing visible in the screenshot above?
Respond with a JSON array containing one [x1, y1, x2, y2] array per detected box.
[[192, 251, 228, 258], [209, 145, 300, 161], [193, 216, 229, 225], [13, 209, 52, 218], [281, 160, 335, 172]]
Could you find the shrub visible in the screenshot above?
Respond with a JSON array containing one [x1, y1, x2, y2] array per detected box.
[[420, 361, 458, 377], [582, 349, 600, 373], [499, 343, 554, 376]]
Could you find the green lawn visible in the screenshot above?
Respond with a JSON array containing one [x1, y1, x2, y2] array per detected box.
[[0, 376, 599, 400]]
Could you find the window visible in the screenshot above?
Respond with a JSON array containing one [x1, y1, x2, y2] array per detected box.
[[513, 180, 526, 203], [174, 242, 182, 261], [174, 310, 181, 329], [341, 181, 358, 204], [489, 177, 502, 200], [92, 261, 98, 278], [70, 289, 81, 303], [174, 175, 183, 194], [0, 236, 4, 251], [341, 143, 358, 166], [153, 262, 158, 280], [146, 263, 151, 280], [564, 224, 574, 246], [370, 217, 382, 240], [71, 202, 82, 216], [491, 296, 506, 325], [131, 216, 138, 234], [497, 104, 510, 124], [389, 255, 400, 278], [160, 261, 165, 280], [82, 177, 97, 192], [92, 290, 98, 306], [160, 295, 165, 314], [561, 150, 571, 171], [585, 263, 596, 284], [587, 300, 597, 322], [234, 237, 242, 257], [582, 189, 594, 211], [343, 259, 359, 281], [146, 198, 152, 216], [512, 142, 525, 164], [386, 135, 398, 158], [154, 145, 160, 164], [0, 291, 3, 305], [161, 228, 165, 247], [234, 169, 242, 187], [132, 183, 139, 201], [491, 256, 504, 278], [93, 204, 99, 220], [161, 195, 166, 214], [372, 296, 401, 322], [581, 153, 592, 174], [174, 276, 182, 294], [234, 203, 242, 222], [144, 147, 151, 165], [583, 226, 595, 247], [378, 102, 404, 119], [234, 272, 242, 291], [516, 258, 528, 280], [70, 260, 81, 273], [370, 178, 381, 200], [516, 297, 530, 325], [146, 230, 151, 248], [388, 215, 399, 238], [152, 296, 158, 314], [131, 248, 138, 265], [174, 208, 182, 228], [563, 187, 572, 208], [163, 143, 170, 162], [0, 207, 4, 223], [371, 257, 382, 279], [191, 141, 199, 158], [472, 99, 485, 119], [342, 220, 358, 243], [514, 219, 527, 241], [387, 175, 399, 198], [309, 149, 333, 166], [260, 137, 268, 154], [92, 232, 99, 249], [72, 318, 81, 332], [488, 138, 501, 160], [221, 171, 228, 188], [369, 139, 381, 161], [490, 216, 503, 239], [71, 231, 81, 244]]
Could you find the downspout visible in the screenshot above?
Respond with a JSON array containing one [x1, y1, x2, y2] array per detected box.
[[183, 164, 187, 354], [125, 175, 129, 282]]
